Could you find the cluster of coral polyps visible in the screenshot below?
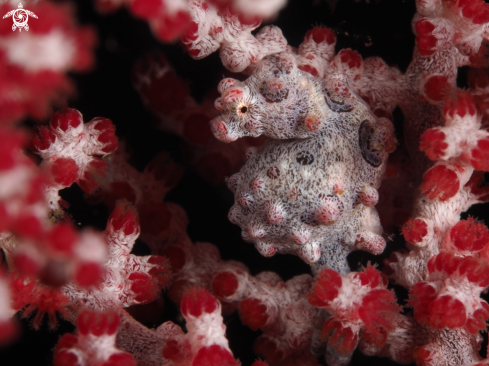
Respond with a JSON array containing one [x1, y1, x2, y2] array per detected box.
[[53, 310, 136, 366], [0, 0, 95, 125], [94, 0, 286, 43], [4, 0, 489, 366]]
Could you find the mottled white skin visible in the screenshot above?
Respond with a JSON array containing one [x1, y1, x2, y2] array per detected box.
[[222, 54, 392, 274], [229, 129, 387, 274], [212, 53, 381, 141]]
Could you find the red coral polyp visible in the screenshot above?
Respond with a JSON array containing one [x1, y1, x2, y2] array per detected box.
[[50, 158, 79, 188], [192, 345, 238, 366], [102, 353, 136, 366], [50, 109, 82, 132], [130, 0, 163, 19], [92, 117, 118, 154], [421, 164, 460, 201], [443, 91, 477, 119], [355, 264, 388, 288], [321, 318, 359, 354], [409, 282, 437, 324], [109, 202, 140, 236], [411, 252, 489, 333], [419, 129, 448, 160], [32, 127, 57, 153], [0, 130, 25, 170], [162, 339, 191, 364], [75, 262, 104, 287], [359, 290, 400, 336], [422, 74, 451, 103], [239, 297, 269, 330], [450, 218, 489, 253], [212, 271, 239, 299], [305, 26, 336, 45], [254, 336, 285, 366], [307, 269, 342, 307], [77, 310, 120, 336], [470, 137, 489, 171], [181, 287, 219, 318], [45, 224, 77, 254], [338, 49, 363, 69], [458, 0, 489, 23], [128, 272, 158, 303], [402, 218, 429, 244], [415, 19, 438, 56], [54, 310, 135, 366], [427, 295, 467, 329], [160, 245, 187, 273]]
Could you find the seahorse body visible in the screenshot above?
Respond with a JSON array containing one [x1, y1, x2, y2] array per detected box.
[[212, 53, 395, 274]]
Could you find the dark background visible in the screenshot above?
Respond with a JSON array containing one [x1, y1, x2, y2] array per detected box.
[[3, 0, 486, 365]]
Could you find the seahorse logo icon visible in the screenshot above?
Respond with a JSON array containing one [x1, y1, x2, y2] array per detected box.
[[2, 3, 38, 32]]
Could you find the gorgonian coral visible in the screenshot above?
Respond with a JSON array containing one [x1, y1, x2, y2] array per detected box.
[[2, 1, 489, 366]]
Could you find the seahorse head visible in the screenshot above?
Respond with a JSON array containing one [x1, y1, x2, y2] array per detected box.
[[211, 52, 330, 141], [210, 78, 265, 142]]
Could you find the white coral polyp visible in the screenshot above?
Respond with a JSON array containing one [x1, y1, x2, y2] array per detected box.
[[0, 31, 76, 72]]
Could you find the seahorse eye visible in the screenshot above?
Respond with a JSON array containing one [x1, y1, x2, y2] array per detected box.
[[237, 104, 250, 117]]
